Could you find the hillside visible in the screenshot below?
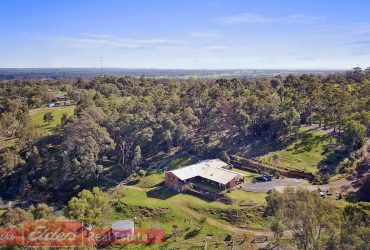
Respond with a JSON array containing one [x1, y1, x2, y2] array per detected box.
[[259, 126, 339, 174]]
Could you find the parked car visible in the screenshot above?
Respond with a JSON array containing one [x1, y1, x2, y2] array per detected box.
[[254, 174, 273, 182], [262, 174, 273, 181]]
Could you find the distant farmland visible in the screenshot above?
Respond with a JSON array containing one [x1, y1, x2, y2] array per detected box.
[[0, 68, 342, 80]]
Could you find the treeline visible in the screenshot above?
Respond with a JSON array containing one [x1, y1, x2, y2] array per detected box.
[[0, 68, 369, 200]]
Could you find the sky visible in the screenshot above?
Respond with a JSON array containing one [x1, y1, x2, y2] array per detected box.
[[1, 0, 370, 69]]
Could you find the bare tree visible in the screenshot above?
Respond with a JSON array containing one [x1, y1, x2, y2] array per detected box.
[[119, 138, 133, 177]]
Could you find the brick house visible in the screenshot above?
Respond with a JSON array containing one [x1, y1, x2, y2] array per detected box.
[[165, 159, 245, 192]]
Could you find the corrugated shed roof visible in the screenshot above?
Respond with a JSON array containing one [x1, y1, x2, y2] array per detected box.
[[168, 159, 245, 185]]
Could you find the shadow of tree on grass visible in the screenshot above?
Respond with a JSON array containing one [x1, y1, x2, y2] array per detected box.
[[291, 131, 330, 154], [147, 186, 177, 200]]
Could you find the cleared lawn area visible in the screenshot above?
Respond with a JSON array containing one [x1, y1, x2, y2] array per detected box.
[[118, 186, 228, 210], [30, 106, 75, 134], [260, 127, 337, 173], [225, 190, 267, 206], [166, 154, 196, 170], [136, 171, 164, 188]]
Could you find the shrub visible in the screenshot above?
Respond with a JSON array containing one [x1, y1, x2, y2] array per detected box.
[[313, 173, 330, 185], [38, 176, 47, 187], [338, 158, 351, 173], [113, 198, 128, 213], [184, 228, 201, 239], [30, 203, 54, 219], [138, 169, 146, 177]]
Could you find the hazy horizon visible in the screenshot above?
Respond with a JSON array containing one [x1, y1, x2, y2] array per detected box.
[[0, 67, 350, 70], [0, 67, 345, 80]]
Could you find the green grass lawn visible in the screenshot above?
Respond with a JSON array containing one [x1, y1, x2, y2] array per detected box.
[[117, 186, 226, 210], [225, 190, 267, 206], [166, 154, 197, 170], [136, 171, 164, 188], [260, 127, 337, 173], [30, 106, 76, 135]]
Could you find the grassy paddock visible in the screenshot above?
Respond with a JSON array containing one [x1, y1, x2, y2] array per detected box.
[[260, 127, 337, 173], [30, 106, 75, 134], [136, 171, 164, 188]]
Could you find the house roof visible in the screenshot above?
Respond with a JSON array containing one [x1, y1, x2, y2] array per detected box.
[[168, 159, 245, 185]]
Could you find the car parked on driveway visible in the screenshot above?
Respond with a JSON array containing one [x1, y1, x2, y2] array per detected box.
[[253, 174, 273, 182]]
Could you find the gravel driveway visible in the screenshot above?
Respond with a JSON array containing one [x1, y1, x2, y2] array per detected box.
[[241, 178, 320, 192]]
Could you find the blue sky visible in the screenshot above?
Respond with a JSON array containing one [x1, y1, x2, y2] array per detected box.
[[1, 0, 370, 69]]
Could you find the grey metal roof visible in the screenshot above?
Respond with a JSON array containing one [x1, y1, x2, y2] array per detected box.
[[168, 159, 245, 185]]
